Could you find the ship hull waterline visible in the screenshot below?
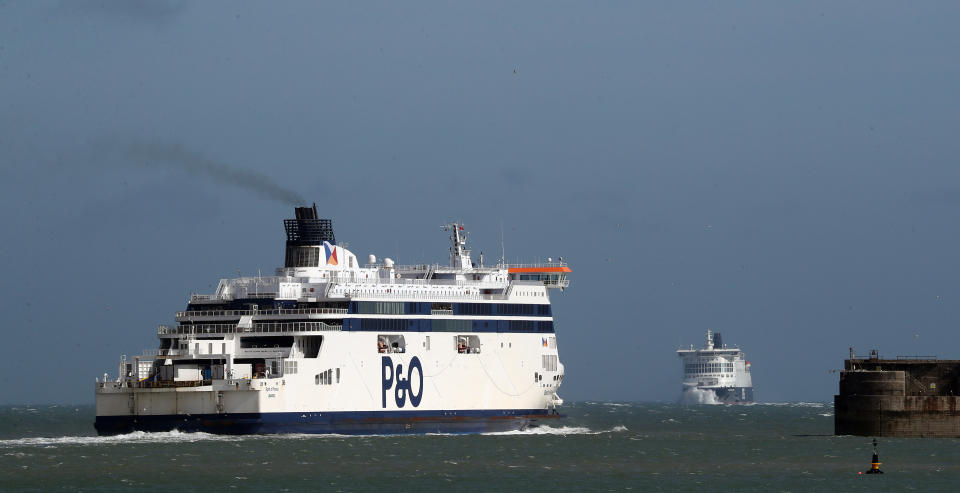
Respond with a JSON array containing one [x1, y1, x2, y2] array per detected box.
[[94, 409, 562, 436]]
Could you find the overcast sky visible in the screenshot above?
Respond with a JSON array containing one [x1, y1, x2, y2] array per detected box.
[[2, 1, 960, 404]]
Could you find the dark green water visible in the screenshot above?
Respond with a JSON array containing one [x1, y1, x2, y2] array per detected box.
[[1, 402, 957, 491]]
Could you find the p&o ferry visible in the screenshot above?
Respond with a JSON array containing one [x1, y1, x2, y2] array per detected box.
[[677, 330, 753, 404], [95, 205, 570, 435]]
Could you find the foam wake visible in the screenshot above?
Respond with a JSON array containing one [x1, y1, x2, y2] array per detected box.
[[0, 430, 377, 448], [483, 425, 628, 436], [0, 430, 246, 448]]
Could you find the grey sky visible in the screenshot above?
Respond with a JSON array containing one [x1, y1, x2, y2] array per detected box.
[[2, 1, 959, 404]]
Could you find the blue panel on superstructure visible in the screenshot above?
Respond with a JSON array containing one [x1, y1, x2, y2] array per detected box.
[[453, 303, 552, 316], [347, 302, 552, 317], [342, 318, 554, 333]]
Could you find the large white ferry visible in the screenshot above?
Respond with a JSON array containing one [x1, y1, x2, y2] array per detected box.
[[95, 205, 570, 435], [677, 331, 753, 404]]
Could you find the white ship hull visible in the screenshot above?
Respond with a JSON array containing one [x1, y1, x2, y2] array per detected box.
[[96, 331, 563, 434]]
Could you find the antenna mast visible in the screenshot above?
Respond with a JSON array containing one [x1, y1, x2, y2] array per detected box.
[[500, 221, 506, 266]]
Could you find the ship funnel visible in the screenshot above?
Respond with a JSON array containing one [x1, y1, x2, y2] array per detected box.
[[283, 203, 336, 267], [713, 332, 723, 349]]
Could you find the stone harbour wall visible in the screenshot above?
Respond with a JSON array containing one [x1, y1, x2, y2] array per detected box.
[[835, 359, 960, 438]]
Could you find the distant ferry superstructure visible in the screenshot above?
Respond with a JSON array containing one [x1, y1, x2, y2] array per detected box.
[[95, 205, 570, 434], [677, 331, 753, 404]]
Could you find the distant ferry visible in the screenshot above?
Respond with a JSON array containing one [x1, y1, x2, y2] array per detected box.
[[95, 204, 570, 435], [677, 331, 753, 404]]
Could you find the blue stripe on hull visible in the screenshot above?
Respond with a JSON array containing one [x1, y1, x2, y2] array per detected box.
[[94, 409, 561, 436]]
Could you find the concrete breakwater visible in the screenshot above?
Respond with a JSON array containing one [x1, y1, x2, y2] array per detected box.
[[835, 351, 960, 437]]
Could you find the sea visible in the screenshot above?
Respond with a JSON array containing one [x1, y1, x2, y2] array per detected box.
[[1, 402, 958, 492]]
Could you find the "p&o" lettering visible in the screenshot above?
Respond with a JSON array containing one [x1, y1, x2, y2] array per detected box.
[[381, 356, 423, 408]]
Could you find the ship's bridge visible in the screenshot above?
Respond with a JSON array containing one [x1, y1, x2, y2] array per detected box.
[[507, 263, 571, 289]]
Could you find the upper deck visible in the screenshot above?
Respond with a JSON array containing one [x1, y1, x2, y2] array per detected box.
[[186, 214, 569, 307], [153, 210, 571, 344], [677, 331, 745, 360]]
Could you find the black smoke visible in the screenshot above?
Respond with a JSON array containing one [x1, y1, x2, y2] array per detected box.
[[126, 140, 306, 205]]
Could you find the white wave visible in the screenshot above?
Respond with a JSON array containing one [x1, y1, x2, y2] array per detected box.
[[0, 429, 383, 448], [678, 387, 719, 405], [758, 402, 827, 408], [0, 430, 247, 448], [1, 422, 638, 446], [484, 425, 627, 436]]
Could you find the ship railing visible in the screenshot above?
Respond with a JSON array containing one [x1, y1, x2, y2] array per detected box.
[[392, 263, 509, 273], [250, 321, 341, 333], [158, 348, 176, 356], [392, 263, 440, 271], [331, 275, 487, 287], [234, 292, 277, 299], [430, 309, 454, 315], [160, 321, 342, 336], [136, 379, 213, 389], [176, 308, 349, 319], [504, 261, 569, 269], [330, 289, 511, 301], [509, 277, 570, 289], [142, 348, 188, 357], [509, 280, 546, 286], [182, 289, 529, 307], [895, 355, 939, 360], [189, 278, 514, 297]]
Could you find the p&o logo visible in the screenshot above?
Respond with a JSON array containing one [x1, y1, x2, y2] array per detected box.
[[381, 356, 423, 408]]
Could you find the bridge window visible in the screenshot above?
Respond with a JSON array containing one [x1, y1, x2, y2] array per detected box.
[[359, 319, 406, 331], [354, 301, 404, 314], [433, 319, 472, 332], [451, 303, 552, 316], [684, 362, 735, 375]]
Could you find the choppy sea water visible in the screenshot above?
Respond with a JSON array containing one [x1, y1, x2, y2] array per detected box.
[[2, 402, 958, 491]]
